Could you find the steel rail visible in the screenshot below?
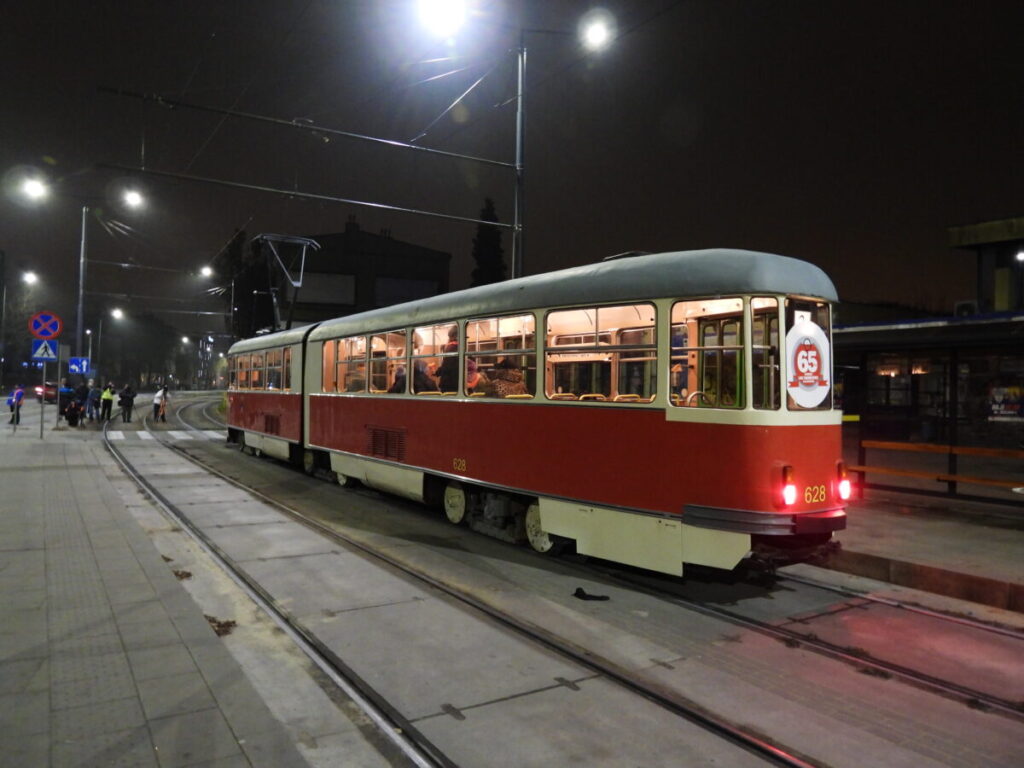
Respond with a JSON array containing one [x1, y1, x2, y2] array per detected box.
[[160, 403, 826, 768], [777, 571, 1024, 641], [103, 409, 449, 768], [599, 568, 1024, 720]]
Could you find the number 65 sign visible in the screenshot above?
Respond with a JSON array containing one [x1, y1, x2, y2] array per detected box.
[[786, 320, 831, 408]]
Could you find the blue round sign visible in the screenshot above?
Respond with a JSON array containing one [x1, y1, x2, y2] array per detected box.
[[29, 311, 63, 340]]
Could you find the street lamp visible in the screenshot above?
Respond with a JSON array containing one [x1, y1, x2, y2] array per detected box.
[[22, 271, 38, 285], [418, 5, 615, 278], [95, 307, 123, 378], [85, 329, 92, 360], [19, 178, 145, 358]]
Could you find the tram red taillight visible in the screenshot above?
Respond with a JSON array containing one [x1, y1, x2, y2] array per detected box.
[[781, 465, 797, 507], [837, 462, 852, 501]]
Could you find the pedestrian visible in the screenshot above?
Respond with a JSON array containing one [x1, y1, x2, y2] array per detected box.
[[7, 384, 25, 427], [118, 384, 136, 423], [99, 383, 115, 421], [152, 385, 169, 422], [87, 380, 101, 422]]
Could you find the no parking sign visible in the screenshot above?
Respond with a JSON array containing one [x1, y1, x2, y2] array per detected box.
[[29, 311, 63, 340]]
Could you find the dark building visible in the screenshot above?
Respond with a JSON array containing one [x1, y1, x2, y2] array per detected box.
[[237, 217, 451, 336], [835, 216, 1024, 450]]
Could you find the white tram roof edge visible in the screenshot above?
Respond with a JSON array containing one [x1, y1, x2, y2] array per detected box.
[[228, 323, 319, 354], [232, 250, 837, 353]]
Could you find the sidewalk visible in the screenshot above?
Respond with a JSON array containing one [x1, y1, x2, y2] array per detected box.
[[0, 421, 308, 767]]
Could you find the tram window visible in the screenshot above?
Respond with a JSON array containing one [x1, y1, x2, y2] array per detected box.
[[266, 349, 283, 390], [337, 336, 367, 393], [466, 314, 536, 397], [752, 297, 780, 409], [283, 347, 292, 391], [670, 298, 744, 408], [250, 352, 265, 390], [370, 330, 408, 394], [785, 298, 833, 411], [322, 341, 337, 392], [545, 304, 655, 402], [412, 323, 454, 394], [237, 355, 250, 390]]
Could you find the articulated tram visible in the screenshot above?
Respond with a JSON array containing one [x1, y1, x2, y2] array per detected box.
[[226, 249, 849, 576]]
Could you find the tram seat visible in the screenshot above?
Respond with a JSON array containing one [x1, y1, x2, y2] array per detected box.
[[549, 393, 577, 401], [370, 388, 387, 394], [504, 394, 533, 399], [442, 391, 458, 396], [469, 391, 487, 397], [418, 390, 443, 396], [579, 394, 607, 401], [612, 394, 641, 402]]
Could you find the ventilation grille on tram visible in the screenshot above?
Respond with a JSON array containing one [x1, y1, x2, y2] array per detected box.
[[367, 426, 407, 461]]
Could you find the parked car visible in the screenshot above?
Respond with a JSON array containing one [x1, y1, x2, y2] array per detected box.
[[35, 382, 75, 410]]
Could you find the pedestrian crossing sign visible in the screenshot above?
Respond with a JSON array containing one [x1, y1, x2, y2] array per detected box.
[[31, 339, 58, 361]]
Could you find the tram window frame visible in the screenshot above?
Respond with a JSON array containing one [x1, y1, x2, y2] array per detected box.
[[369, 330, 408, 394], [237, 354, 250, 390], [228, 355, 238, 390], [785, 298, 833, 411], [751, 297, 780, 410], [545, 303, 657, 402], [670, 297, 744, 409], [411, 322, 455, 395], [266, 348, 283, 390], [322, 340, 337, 392], [337, 336, 368, 393], [283, 347, 292, 391], [465, 314, 536, 398], [250, 352, 265, 391]]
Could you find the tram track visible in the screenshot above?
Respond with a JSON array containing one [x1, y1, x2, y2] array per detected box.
[[118, 396, 823, 768], [591, 565, 1024, 720]]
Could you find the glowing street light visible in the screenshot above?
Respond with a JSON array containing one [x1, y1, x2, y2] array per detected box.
[[111, 307, 124, 320], [182, 336, 190, 344], [418, 0, 466, 38], [123, 189, 144, 208], [21, 178, 49, 200], [22, 271, 39, 285], [200, 265, 213, 278], [417, 6, 615, 278]]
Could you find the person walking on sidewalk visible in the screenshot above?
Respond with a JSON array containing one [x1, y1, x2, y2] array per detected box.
[[86, 380, 101, 422], [7, 384, 25, 428], [119, 384, 136, 423], [152, 385, 169, 422], [99, 383, 115, 421]]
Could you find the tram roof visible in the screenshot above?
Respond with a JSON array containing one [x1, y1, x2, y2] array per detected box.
[[228, 323, 318, 354], [228, 250, 837, 353], [303, 250, 837, 342]]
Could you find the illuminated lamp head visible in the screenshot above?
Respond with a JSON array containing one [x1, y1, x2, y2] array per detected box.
[[782, 465, 797, 507]]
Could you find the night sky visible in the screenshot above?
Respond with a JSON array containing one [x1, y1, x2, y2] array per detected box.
[[2, 0, 1022, 344]]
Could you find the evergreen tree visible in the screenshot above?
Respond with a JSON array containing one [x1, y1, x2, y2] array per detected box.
[[470, 198, 506, 287]]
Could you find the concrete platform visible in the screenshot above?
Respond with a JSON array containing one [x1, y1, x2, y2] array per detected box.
[[820, 488, 1024, 613], [0, 419, 309, 768], [3, 402, 1022, 766]]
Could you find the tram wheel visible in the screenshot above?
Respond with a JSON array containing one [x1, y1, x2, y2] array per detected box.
[[525, 502, 567, 555], [443, 482, 468, 525], [302, 450, 316, 476]]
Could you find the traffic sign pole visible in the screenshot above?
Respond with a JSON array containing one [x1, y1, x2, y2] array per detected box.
[[39, 362, 45, 440]]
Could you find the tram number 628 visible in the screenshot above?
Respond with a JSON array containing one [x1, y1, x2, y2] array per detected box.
[[452, 457, 467, 472], [804, 484, 826, 503]]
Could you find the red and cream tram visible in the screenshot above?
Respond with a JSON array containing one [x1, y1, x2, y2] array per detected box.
[[227, 249, 849, 576]]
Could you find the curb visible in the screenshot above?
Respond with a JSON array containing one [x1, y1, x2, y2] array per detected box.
[[821, 549, 1024, 614]]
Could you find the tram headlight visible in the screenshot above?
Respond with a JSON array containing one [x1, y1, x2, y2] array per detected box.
[[782, 465, 797, 507], [837, 462, 852, 501]]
